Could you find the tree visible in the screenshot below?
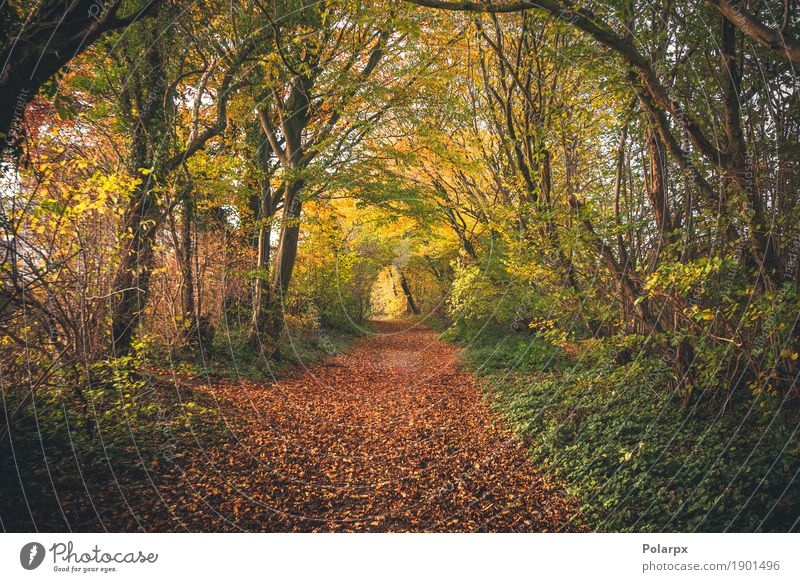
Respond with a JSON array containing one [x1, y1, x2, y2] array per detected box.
[[0, 0, 159, 157], [250, 1, 398, 351], [105, 3, 261, 354]]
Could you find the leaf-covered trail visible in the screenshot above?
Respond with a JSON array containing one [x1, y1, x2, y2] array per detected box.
[[148, 321, 581, 531]]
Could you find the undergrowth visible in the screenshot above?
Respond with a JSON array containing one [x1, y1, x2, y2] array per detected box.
[[443, 324, 800, 532], [0, 323, 366, 531]]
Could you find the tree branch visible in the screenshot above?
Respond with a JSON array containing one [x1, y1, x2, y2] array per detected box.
[[709, 0, 800, 65]]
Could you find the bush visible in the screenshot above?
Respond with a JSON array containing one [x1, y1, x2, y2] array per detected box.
[[0, 354, 203, 530]]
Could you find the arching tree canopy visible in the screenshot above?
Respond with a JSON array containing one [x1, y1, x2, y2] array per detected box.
[[1, 0, 799, 533]]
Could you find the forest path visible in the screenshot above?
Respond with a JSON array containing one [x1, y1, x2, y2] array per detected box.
[[151, 321, 581, 531]]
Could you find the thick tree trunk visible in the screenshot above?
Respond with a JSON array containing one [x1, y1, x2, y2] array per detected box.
[[108, 31, 167, 356], [268, 179, 306, 347], [109, 180, 159, 355]]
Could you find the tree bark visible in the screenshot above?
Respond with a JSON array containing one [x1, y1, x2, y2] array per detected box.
[[268, 179, 306, 346], [108, 29, 167, 355], [0, 1, 158, 156], [710, 0, 800, 65], [720, 14, 781, 287], [249, 143, 278, 344], [396, 267, 421, 315], [179, 189, 198, 342], [109, 180, 159, 355], [645, 124, 675, 247]]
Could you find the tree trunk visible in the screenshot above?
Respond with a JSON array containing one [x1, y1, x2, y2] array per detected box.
[[268, 179, 306, 349], [645, 124, 675, 247], [109, 180, 159, 355], [108, 34, 167, 356], [249, 183, 274, 343], [0, 1, 158, 156], [179, 190, 198, 343], [720, 14, 781, 288], [396, 267, 420, 315]]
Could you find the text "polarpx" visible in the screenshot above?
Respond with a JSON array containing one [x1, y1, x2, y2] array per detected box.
[[643, 544, 688, 556]]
